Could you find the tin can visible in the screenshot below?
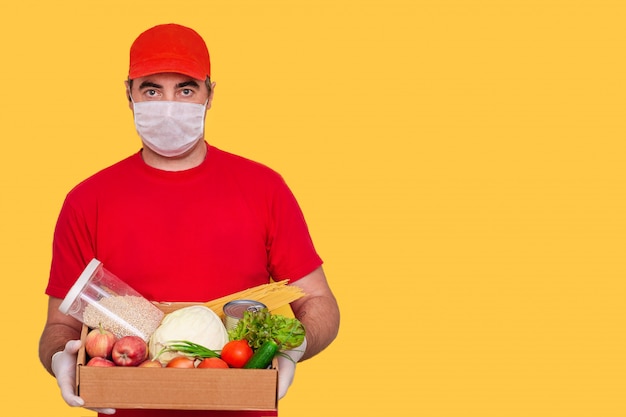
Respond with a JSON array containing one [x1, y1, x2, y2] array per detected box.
[[223, 299, 267, 330]]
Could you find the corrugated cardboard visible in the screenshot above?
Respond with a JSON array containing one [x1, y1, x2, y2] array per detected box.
[[75, 302, 278, 411]]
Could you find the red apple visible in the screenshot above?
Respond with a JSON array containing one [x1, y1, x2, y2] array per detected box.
[[138, 359, 163, 368], [86, 357, 116, 367], [111, 335, 148, 366], [85, 324, 118, 359]]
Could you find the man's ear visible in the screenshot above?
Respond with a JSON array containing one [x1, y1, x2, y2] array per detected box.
[[206, 82, 216, 110], [124, 80, 133, 110]]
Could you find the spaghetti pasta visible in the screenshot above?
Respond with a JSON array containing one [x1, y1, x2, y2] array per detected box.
[[203, 280, 305, 319]]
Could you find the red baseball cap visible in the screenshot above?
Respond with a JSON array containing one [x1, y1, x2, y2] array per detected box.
[[129, 23, 211, 80]]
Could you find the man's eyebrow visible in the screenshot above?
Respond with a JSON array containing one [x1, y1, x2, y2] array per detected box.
[[138, 81, 163, 90], [176, 80, 200, 88]]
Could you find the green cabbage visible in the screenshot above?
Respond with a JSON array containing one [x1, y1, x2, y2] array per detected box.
[[149, 305, 229, 364]]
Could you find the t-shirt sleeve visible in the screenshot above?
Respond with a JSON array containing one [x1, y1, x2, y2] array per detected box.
[[45, 192, 96, 298], [265, 177, 323, 282]]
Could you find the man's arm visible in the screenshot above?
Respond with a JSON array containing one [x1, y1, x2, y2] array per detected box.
[[39, 296, 83, 375], [288, 266, 340, 361]]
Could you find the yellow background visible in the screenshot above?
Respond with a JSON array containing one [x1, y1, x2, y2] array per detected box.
[[0, 1, 624, 416]]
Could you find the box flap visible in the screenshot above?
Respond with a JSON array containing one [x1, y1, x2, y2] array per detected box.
[[75, 325, 89, 392]]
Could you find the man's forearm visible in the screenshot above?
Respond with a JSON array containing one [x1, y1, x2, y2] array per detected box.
[[39, 323, 82, 375], [293, 294, 340, 361]]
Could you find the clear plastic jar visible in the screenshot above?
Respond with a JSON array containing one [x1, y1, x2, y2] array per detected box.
[[59, 258, 164, 341]]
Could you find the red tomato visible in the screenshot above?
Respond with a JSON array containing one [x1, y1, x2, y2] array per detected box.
[[220, 340, 253, 368], [197, 357, 229, 368], [166, 356, 196, 368]]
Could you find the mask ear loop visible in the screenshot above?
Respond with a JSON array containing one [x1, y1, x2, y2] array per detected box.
[[127, 78, 137, 105]]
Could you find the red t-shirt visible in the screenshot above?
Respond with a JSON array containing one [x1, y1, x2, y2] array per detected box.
[[46, 144, 322, 301], [46, 144, 322, 416]]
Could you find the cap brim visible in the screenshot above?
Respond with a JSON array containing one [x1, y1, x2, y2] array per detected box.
[[129, 58, 207, 80]]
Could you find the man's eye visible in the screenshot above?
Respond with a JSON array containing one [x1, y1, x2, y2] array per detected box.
[[182, 89, 193, 96], [147, 90, 157, 96]]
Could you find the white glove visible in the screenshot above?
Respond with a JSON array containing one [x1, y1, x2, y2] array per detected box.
[[277, 337, 307, 399], [51, 340, 116, 415]]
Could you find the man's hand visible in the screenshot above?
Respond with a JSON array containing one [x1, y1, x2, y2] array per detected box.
[[51, 340, 116, 415], [277, 337, 307, 399]]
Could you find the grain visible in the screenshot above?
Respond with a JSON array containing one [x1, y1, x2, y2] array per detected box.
[[82, 295, 164, 341]]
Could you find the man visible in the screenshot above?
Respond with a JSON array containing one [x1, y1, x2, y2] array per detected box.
[[38, 23, 340, 417]]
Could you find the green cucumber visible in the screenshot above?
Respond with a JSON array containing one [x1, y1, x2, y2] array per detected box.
[[243, 339, 279, 369]]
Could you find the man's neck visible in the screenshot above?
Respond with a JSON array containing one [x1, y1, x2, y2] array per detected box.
[[141, 140, 208, 171]]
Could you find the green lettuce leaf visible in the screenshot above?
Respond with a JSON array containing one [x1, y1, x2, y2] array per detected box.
[[228, 308, 305, 350]]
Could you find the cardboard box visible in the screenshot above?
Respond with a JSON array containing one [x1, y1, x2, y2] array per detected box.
[[75, 302, 278, 411]]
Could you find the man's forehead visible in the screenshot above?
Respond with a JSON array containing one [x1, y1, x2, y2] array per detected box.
[[131, 72, 204, 87]]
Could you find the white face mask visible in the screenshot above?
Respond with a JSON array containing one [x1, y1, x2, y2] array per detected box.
[[132, 100, 207, 157]]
